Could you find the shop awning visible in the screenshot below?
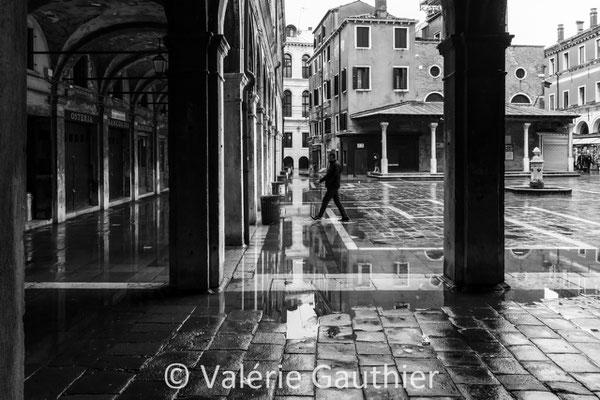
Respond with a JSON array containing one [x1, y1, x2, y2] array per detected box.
[[573, 137, 600, 145]]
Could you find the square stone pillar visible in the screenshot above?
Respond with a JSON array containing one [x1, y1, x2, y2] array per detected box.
[[0, 0, 26, 397], [247, 95, 259, 225], [380, 122, 389, 174], [100, 112, 110, 209], [439, 0, 513, 291], [256, 108, 264, 200], [165, 2, 212, 291], [224, 73, 248, 246], [430, 122, 439, 174], [207, 35, 230, 289], [53, 103, 67, 223]]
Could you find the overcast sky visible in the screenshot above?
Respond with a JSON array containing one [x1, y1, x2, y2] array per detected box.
[[285, 0, 600, 46]]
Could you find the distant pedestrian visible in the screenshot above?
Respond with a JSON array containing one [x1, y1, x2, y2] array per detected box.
[[312, 151, 350, 222], [373, 153, 380, 173], [578, 149, 592, 173]]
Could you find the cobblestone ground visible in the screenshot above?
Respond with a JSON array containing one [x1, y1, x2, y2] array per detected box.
[[23, 174, 600, 399]]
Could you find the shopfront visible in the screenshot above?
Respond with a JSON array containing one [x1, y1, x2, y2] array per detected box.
[[137, 123, 154, 195], [64, 110, 99, 212], [108, 114, 131, 200]]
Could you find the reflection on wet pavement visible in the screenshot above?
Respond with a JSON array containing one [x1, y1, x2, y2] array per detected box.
[[23, 175, 600, 398]]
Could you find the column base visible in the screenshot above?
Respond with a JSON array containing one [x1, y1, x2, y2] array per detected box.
[[439, 274, 511, 293], [523, 157, 530, 173], [430, 159, 437, 174], [381, 158, 389, 174], [568, 157, 574, 172]]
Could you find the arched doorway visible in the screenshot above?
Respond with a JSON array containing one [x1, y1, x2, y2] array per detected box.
[[299, 156, 309, 170], [283, 156, 294, 169]]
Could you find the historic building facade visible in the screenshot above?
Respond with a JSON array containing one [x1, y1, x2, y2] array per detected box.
[[282, 25, 312, 172], [309, 0, 575, 175], [544, 8, 600, 166]]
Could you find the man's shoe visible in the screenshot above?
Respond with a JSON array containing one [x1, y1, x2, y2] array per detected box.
[[311, 215, 321, 221], [340, 217, 350, 222]]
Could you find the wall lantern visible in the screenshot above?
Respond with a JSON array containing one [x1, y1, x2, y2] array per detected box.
[[153, 37, 167, 74]]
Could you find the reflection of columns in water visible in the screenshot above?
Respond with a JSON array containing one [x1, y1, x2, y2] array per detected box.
[[380, 122, 389, 174], [382, 184, 389, 205], [430, 183, 437, 202], [101, 212, 110, 273], [522, 122, 531, 172]]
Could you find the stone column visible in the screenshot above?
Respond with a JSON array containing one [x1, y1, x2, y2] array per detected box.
[[101, 111, 110, 208], [132, 123, 140, 200], [53, 103, 67, 222], [224, 73, 248, 246], [567, 123, 575, 172], [247, 94, 259, 225], [256, 107, 264, 199], [380, 122, 389, 174], [430, 122, 439, 174], [153, 117, 161, 194], [0, 0, 26, 397], [207, 35, 230, 289], [522, 122, 531, 172], [439, 0, 512, 291], [166, 2, 212, 291]]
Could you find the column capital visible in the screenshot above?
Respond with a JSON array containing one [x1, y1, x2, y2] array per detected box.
[[567, 123, 575, 131], [380, 122, 389, 129], [430, 122, 439, 129], [523, 122, 531, 129]]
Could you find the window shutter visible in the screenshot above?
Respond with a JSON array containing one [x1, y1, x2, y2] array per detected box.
[[352, 67, 358, 90]]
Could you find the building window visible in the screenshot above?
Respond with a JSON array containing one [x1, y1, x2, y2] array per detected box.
[[596, 81, 600, 103], [27, 27, 35, 70], [341, 68, 347, 92], [549, 57, 556, 75], [549, 93, 556, 110], [429, 65, 441, 78], [510, 94, 531, 104], [302, 91, 310, 117], [393, 67, 409, 91], [324, 118, 332, 133], [579, 45, 586, 65], [326, 80, 332, 100], [353, 66, 370, 90], [596, 39, 600, 60], [340, 112, 348, 131], [326, 45, 331, 62], [334, 74, 339, 96], [284, 54, 292, 78], [302, 55, 310, 78], [562, 52, 569, 70], [425, 92, 444, 102], [283, 90, 292, 117], [515, 67, 526, 80], [355, 26, 371, 48], [321, 26, 326, 40], [578, 86, 586, 106], [335, 114, 339, 132], [563, 90, 570, 108], [313, 88, 319, 106], [302, 132, 309, 147], [283, 132, 293, 148], [394, 27, 408, 50], [73, 57, 88, 88], [433, 32, 441, 40]]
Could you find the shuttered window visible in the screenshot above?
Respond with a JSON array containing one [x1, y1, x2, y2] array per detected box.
[[393, 67, 408, 91], [394, 27, 408, 49], [341, 69, 347, 92], [353, 67, 370, 90], [356, 26, 370, 48]]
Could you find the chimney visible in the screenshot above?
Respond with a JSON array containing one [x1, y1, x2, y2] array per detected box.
[[375, 0, 388, 18], [577, 20, 584, 32], [557, 24, 564, 41], [591, 8, 598, 28]]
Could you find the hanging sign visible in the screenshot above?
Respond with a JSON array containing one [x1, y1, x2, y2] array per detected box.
[[65, 110, 98, 124]]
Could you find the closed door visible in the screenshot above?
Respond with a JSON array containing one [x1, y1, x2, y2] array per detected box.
[[389, 138, 419, 172], [354, 148, 366, 175], [65, 123, 92, 211], [109, 128, 125, 200]]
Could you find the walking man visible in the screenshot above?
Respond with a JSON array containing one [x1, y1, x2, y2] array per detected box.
[[312, 151, 350, 222]]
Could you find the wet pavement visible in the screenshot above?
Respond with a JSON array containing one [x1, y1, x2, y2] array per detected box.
[[23, 174, 600, 399]]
